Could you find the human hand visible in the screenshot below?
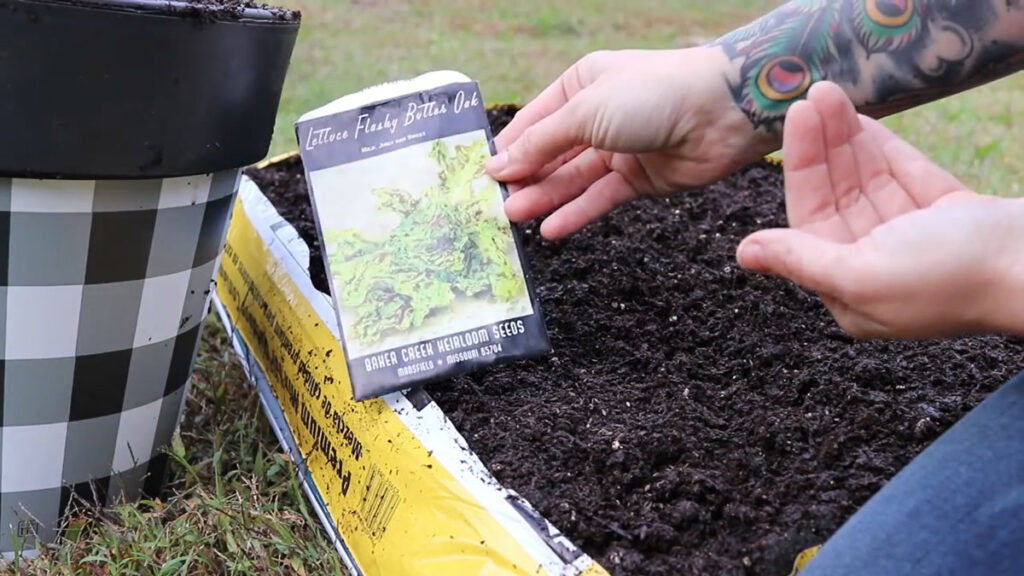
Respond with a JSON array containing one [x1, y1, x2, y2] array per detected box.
[[736, 81, 1024, 339], [486, 47, 769, 240]]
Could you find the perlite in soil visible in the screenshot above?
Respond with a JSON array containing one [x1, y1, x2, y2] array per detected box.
[[296, 71, 551, 400]]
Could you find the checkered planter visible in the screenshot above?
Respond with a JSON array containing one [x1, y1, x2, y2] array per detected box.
[[3, 0, 299, 558], [0, 170, 239, 555]]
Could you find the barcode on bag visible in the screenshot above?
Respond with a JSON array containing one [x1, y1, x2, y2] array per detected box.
[[358, 464, 401, 540]]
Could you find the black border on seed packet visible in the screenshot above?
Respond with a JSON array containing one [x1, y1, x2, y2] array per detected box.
[[295, 77, 551, 401]]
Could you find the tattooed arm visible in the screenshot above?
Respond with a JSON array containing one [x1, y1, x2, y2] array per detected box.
[[713, 0, 1024, 136], [487, 1, 1022, 239]]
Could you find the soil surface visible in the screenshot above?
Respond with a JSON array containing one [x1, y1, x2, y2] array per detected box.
[[246, 107, 1024, 576]]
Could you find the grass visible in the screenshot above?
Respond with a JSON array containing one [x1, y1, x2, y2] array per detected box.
[[10, 1, 1020, 574], [883, 90, 1021, 197]]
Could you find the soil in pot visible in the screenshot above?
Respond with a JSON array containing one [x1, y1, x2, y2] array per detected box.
[[182, 0, 285, 9], [176, 0, 299, 20], [245, 108, 1024, 576]]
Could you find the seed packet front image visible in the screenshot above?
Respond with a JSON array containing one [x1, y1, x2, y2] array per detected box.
[[314, 132, 536, 357], [296, 71, 550, 400]]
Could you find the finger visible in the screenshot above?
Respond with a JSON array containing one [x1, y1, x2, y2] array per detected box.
[[504, 144, 589, 195], [493, 72, 581, 153], [859, 118, 967, 198], [535, 145, 589, 181], [848, 114, 919, 220], [493, 51, 619, 152], [504, 148, 610, 223], [539, 172, 637, 240], [808, 81, 882, 237], [782, 99, 834, 227], [487, 89, 597, 183], [737, 228, 894, 338], [736, 228, 861, 299], [863, 120, 969, 207]]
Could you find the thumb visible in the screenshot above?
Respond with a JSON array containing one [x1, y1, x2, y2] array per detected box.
[[736, 229, 852, 295], [486, 91, 594, 182]]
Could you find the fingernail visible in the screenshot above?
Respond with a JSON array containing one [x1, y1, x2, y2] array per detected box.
[[738, 241, 764, 269], [503, 194, 524, 221], [539, 218, 566, 241], [487, 152, 509, 176]]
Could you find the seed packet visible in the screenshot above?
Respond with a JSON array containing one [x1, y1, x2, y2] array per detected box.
[[295, 71, 551, 401]]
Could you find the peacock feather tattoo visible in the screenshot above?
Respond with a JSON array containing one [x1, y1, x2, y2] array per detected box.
[[713, 0, 938, 129], [715, 0, 841, 129], [853, 0, 924, 52]]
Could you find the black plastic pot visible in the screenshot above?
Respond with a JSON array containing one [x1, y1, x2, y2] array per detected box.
[[0, 0, 300, 179], [0, 0, 299, 557]]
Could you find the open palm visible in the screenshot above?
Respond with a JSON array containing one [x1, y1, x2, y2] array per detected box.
[[780, 81, 978, 242], [737, 81, 1023, 339]]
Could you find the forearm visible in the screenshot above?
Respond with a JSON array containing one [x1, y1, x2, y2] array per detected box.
[[708, 0, 1024, 146]]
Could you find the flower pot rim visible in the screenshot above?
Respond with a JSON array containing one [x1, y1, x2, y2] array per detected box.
[[22, 0, 301, 23]]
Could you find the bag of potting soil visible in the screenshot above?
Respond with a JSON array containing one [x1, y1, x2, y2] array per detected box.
[[294, 71, 551, 400]]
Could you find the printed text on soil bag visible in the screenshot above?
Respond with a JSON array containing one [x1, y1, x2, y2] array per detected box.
[[220, 241, 364, 499]]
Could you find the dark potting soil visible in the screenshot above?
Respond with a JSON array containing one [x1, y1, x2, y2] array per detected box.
[[179, 0, 300, 21], [246, 108, 1024, 576]]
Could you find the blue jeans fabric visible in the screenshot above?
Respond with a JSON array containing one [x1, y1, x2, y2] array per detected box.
[[801, 370, 1024, 576]]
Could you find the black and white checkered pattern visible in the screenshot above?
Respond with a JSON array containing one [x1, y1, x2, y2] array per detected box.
[[0, 170, 239, 556]]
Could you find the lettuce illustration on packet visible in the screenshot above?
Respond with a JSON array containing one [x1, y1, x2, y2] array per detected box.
[[325, 138, 524, 345]]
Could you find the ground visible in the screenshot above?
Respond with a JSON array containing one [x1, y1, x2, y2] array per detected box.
[[10, 1, 1021, 574]]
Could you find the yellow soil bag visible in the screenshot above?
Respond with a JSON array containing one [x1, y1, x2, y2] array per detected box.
[[213, 170, 609, 575]]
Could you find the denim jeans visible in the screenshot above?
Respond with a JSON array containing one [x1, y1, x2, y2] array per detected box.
[[801, 370, 1024, 576]]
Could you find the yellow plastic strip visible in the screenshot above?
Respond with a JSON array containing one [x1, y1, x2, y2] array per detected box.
[[788, 545, 822, 576], [254, 150, 300, 169]]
